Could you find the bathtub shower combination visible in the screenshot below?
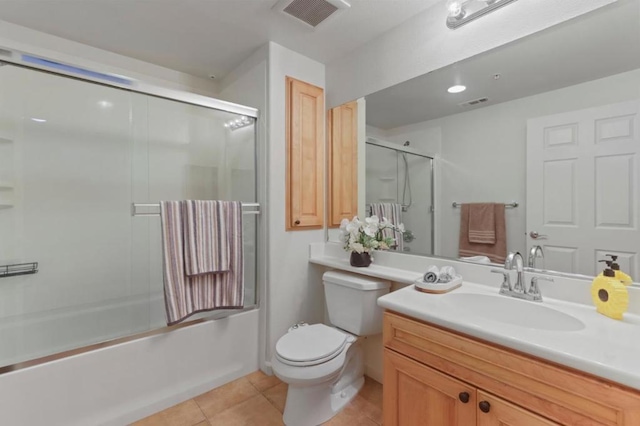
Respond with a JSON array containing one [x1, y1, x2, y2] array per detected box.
[[0, 60, 259, 370]]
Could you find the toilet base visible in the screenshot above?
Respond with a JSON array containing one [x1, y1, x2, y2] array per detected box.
[[282, 344, 364, 426], [283, 376, 364, 426]]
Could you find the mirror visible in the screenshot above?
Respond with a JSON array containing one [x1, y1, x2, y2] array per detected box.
[[328, 0, 640, 281]]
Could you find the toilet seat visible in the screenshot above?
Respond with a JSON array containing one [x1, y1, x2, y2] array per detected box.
[[275, 324, 351, 367]]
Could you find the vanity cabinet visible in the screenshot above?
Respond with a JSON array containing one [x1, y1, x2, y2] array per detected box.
[[383, 312, 640, 426], [285, 76, 324, 230]]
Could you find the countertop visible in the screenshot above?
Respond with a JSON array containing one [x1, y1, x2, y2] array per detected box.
[[377, 281, 640, 391]]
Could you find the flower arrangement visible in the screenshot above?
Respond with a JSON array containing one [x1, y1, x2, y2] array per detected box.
[[339, 215, 405, 254]]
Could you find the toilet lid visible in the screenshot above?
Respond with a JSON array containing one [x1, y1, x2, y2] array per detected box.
[[276, 324, 348, 365]]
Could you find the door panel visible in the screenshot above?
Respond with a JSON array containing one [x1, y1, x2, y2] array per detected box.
[[527, 101, 640, 276], [477, 391, 560, 426]]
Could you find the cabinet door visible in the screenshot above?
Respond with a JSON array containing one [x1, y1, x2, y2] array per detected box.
[[477, 391, 560, 426], [285, 76, 324, 230], [328, 101, 358, 227], [384, 349, 476, 426]]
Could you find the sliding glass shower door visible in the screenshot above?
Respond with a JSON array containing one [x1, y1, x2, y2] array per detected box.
[[0, 64, 257, 368]]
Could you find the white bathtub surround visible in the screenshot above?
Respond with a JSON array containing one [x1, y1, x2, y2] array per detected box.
[[310, 242, 640, 390]]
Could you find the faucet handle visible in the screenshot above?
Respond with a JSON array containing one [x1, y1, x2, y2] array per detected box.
[[491, 268, 512, 293], [529, 276, 554, 302]]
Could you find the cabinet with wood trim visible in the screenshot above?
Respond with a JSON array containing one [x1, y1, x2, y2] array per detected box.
[[383, 311, 640, 426], [328, 101, 358, 227], [285, 76, 324, 231]]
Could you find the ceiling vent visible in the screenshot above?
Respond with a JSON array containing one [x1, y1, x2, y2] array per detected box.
[[273, 0, 351, 29], [459, 97, 490, 107]]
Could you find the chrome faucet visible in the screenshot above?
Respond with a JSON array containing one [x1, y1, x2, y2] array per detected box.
[[528, 245, 544, 268], [491, 251, 553, 302]]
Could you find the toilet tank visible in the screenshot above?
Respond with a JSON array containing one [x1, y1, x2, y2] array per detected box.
[[323, 271, 390, 336]]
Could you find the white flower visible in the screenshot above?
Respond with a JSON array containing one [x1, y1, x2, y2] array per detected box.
[[350, 242, 365, 253], [397, 223, 405, 233], [339, 218, 349, 230]]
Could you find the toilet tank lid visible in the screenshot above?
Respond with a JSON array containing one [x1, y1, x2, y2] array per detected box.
[[322, 271, 390, 291]]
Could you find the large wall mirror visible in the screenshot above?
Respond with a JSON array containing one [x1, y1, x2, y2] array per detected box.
[[328, 0, 640, 282]]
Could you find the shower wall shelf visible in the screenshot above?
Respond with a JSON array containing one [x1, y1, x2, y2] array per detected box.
[[0, 262, 38, 278], [0, 204, 13, 210]]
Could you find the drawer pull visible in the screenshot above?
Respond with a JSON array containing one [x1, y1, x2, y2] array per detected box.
[[479, 401, 491, 413], [458, 392, 470, 403]]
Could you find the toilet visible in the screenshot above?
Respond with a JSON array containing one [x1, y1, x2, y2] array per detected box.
[[271, 271, 390, 426]]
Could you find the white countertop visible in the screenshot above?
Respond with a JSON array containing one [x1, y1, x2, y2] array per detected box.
[[377, 282, 640, 391], [309, 256, 423, 284]]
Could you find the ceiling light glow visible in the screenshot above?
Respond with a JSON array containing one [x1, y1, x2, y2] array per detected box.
[[447, 85, 467, 94], [224, 115, 254, 131], [30, 118, 47, 123]]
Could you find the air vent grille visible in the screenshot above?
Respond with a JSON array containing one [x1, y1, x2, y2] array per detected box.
[[283, 0, 339, 27], [459, 97, 489, 107]]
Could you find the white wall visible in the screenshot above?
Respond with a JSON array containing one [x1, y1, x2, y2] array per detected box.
[[381, 68, 640, 259], [326, 0, 617, 107], [265, 42, 327, 369], [0, 20, 218, 96]]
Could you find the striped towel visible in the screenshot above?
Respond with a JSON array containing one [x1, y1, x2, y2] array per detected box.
[[183, 200, 230, 275], [468, 203, 496, 244], [369, 202, 404, 252], [160, 200, 244, 325]]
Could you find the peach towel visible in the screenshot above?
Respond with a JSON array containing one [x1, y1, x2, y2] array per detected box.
[[468, 203, 496, 244], [459, 203, 506, 264]]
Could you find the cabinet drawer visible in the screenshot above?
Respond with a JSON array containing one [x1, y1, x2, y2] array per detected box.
[[383, 311, 640, 426]]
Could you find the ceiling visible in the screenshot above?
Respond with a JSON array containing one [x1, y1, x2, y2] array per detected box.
[[366, 0, 640, 130], [0, 0, 441, 80]]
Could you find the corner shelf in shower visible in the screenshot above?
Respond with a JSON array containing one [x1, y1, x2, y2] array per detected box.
[[0, 262, 38, 278]]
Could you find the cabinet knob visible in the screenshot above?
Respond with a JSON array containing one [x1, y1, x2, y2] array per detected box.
[[458, 392, 470, 403], [479, 401, 491, 413], [294, 219, 301, 225]]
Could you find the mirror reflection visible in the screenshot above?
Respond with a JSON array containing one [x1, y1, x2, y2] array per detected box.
[[331, 1, 640, 280]]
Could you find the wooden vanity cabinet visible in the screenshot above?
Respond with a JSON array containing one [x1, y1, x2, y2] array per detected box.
[[383, 311, 640, 426]]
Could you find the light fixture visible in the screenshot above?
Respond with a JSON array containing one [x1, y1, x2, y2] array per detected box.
[[447, 85, 467, 94], [446, 0, 519, 29], [224, 115, 254, 131], [97, 100, 113, 109], [30, 117, 47, 123]]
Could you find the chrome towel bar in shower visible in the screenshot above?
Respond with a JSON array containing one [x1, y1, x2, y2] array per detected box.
[[131, 202, 261, 217], [451, 201, 519, 208]]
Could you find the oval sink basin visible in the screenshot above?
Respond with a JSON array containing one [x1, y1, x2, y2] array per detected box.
[[444, 293, 585, 332]]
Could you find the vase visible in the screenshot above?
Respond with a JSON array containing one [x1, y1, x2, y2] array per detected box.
[[350, 251, 372, 267]]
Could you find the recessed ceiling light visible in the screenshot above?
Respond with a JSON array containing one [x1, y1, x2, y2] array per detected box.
[[447, 85, 467, 94], [30, 117, 47, 123]]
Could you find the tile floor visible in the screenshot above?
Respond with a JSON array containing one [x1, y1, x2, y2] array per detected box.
[[132, 371, 382, 426]]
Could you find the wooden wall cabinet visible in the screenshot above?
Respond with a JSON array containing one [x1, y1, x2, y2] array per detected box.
[[285, 76, 324, 231], [328, 101, 358, 227], [383, 312, 640, 426]]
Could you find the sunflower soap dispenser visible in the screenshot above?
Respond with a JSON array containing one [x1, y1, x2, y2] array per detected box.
[[591, 260, 629, 320]]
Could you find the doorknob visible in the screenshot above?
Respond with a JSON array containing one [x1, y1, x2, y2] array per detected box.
[[529, 231, 547, 240]]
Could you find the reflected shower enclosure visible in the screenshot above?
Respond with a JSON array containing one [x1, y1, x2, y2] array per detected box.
[[365, 139, 434, 255], [0, 64, 258, 368]]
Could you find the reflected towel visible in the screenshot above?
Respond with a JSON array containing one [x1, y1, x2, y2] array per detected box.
[[459, 203, 506, 264], [369, 202, 403, 251], [160, 200, 244, 325], [468, 203, 496, 244], [183, 200, 229, 275]]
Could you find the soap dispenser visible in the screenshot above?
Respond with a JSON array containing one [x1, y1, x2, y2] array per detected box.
[[591, 260, 629, 320], [601, 254, 633, 286]]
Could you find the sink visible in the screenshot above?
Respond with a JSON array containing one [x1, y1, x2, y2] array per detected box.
[[444, 293, 585, 332]]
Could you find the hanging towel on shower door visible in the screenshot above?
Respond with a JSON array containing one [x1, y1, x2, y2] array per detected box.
[[459, 203, 506, 264], [160, 200, 244, 325], [183, 200, 230, 275], [369, 202, 404, 252]]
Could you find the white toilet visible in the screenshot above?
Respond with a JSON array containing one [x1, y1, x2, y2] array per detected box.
[[271, 271, 390, 426]]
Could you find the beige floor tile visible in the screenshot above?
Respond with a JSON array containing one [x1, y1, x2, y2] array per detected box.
[[246, 370, 283, 392], [194, 377, 260, 419], [263, 382, 288, 413], [194, 422, 211, 426], [207, 394, 285, 426], [360, 376, 383, 408], [323, 403, 379, 426], [132, 399, 206, 426]]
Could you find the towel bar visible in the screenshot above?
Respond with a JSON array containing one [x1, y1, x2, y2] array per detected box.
[[0, 262, 38, 278], [131, 202, 260, 217], [452, 201, 518, 208]]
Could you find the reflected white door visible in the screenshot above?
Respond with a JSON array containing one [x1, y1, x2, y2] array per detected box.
[[526, 101, 640, 277]]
